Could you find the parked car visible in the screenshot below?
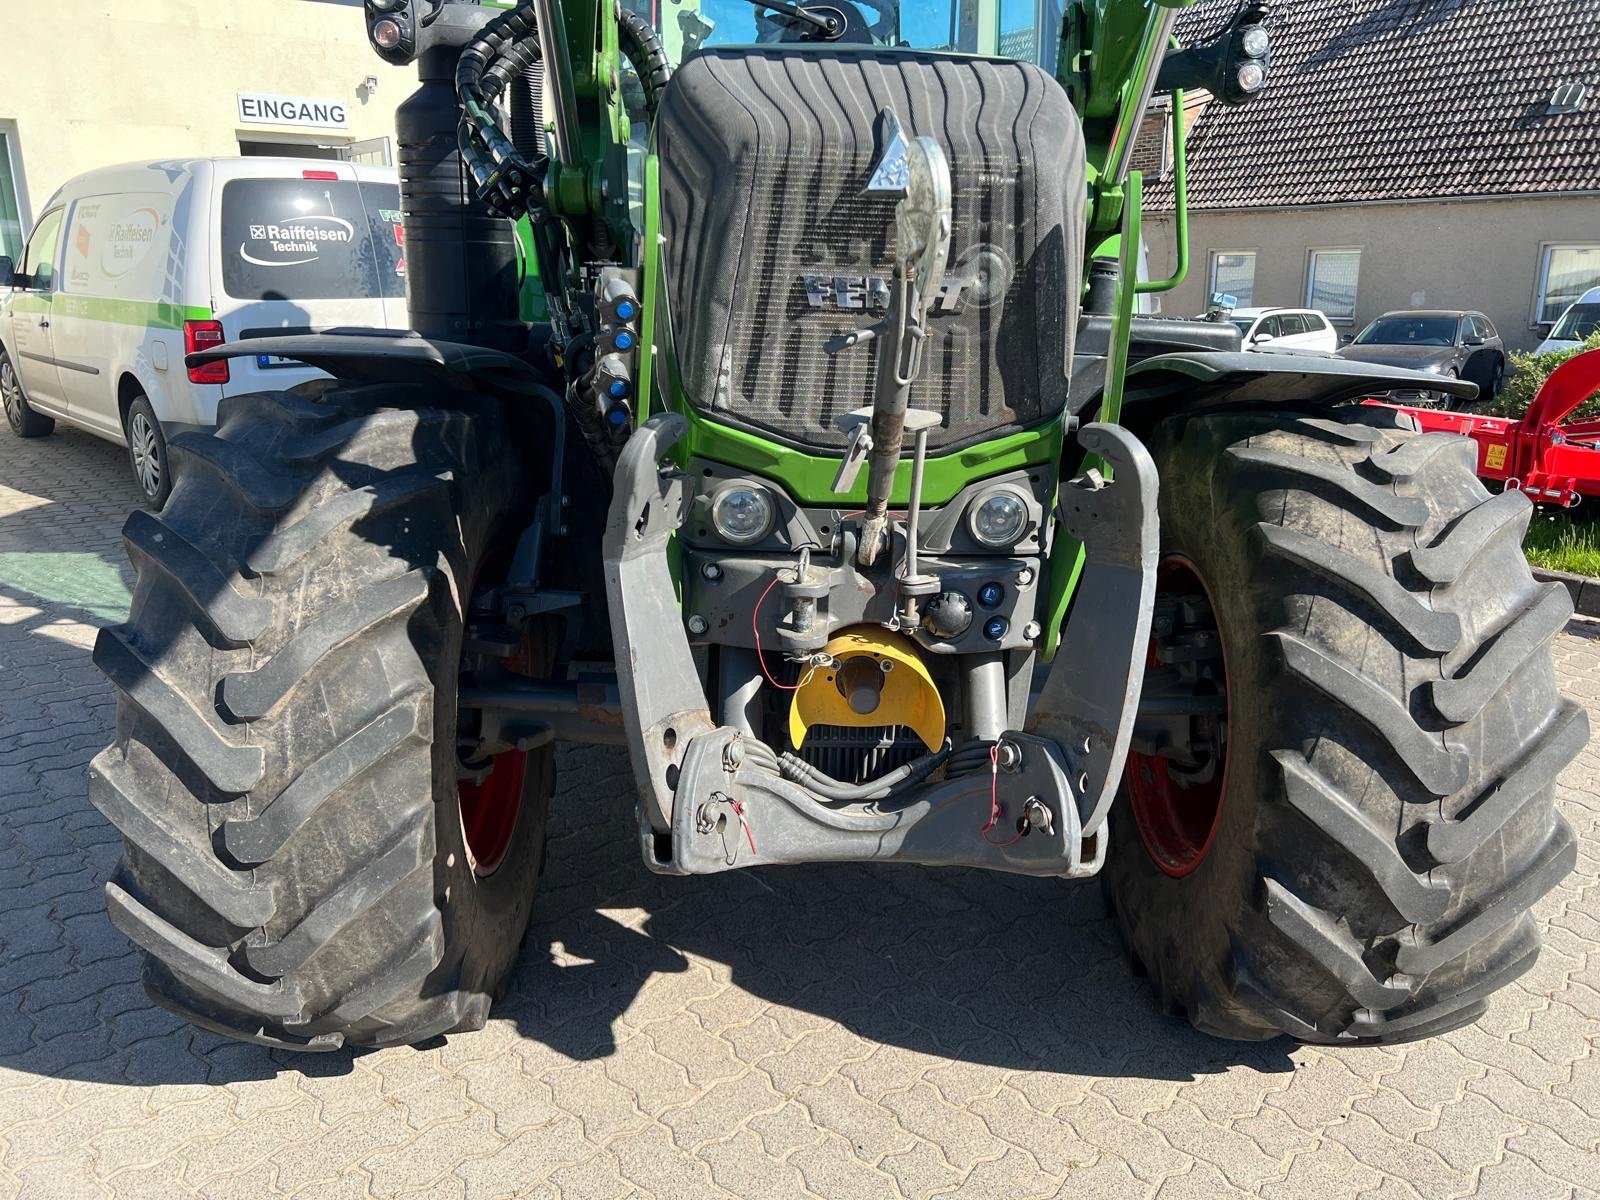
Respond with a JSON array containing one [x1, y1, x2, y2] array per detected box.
[[1536, 287, 1600, 356], [1337, 310, 1505, 407], [0, 158, 407, 506], [1225, 307, 1340, 354]]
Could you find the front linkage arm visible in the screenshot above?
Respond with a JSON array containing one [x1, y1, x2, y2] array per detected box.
[[603, 415, 1159, 878]]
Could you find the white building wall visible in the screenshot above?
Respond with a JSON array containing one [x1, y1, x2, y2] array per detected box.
[[4, 0, 413, 248]]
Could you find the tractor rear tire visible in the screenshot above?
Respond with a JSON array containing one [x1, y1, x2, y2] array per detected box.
[[90, 383, 553, 1049], [1106, 408, 1584, 1044]]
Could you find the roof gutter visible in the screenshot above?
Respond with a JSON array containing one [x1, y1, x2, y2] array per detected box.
[[1145, 189, 1600, 216]]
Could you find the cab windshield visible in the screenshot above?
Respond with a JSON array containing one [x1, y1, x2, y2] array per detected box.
[[639, 0, 1063, 70]]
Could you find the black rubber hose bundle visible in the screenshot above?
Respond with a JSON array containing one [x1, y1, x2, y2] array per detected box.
[[617, 8, 672, 118], [456, 3, 540, 115]]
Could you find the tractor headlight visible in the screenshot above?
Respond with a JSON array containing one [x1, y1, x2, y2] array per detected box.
[[711, 483, 776, 545], [969, 487, 1029, 549], [1240, 25, 1270, 59], [1236, 61, 1267, 94]]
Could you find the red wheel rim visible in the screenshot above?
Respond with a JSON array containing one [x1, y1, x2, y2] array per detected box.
[[459, 751, 527, 876], [456, 559, 541, 878], [1125, 556, 1231, 878]]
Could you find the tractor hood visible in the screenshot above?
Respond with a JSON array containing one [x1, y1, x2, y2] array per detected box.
[[654, 47, 1085, 455]]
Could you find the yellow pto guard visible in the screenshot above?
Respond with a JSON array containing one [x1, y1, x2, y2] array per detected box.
[[788, 627, 946, 753]]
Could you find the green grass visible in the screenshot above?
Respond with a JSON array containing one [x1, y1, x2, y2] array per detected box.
[[1523, 508, 1600, 578]]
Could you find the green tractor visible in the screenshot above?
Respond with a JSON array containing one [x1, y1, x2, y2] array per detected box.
[[91, 0, 1583, 1051]]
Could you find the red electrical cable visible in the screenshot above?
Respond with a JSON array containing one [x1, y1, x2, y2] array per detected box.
[[730, 798, 757, 856], [981, 743, 1024, 848], [753, 572, 809, 692]]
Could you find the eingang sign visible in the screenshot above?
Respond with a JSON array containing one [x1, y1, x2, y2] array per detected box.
[[237, 92, 349, 130]]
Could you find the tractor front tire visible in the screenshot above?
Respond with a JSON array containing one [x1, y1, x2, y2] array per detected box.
[[91, 384, 552, 1049], [1106, 408, 1584, 1044]]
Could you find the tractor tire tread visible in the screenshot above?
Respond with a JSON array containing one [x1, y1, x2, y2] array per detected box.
[[245, 471, 450, 577], [1410, 490, 1534, 585], [1255, 522, 1460, 653], [1430, 584, 1573, 723], [167, 430, 299, 512], [94, 383, 546, 1049], [121, 510, 271, 647], [222, 694, 430, 864], [219, 569, 429, 721], [1273, 751, 1449, 925], [1271, 630, 1469, 797], [91, 631, 265, 795]]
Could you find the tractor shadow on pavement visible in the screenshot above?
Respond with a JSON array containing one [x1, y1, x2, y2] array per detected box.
[[489, 743, 1299, 1085]]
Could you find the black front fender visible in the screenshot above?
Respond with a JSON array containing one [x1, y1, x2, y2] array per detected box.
[[1120, 351, 1479, 412]]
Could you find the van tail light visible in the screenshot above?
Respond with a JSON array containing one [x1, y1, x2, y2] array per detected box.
[[184, 320, 229, 384], [302, 169, 340, 180]]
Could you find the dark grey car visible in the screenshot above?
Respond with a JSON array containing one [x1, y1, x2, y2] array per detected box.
[[1337, 310, 1506, 406]]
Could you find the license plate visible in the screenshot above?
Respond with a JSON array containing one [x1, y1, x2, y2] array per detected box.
[[256, 354, 299, 369]]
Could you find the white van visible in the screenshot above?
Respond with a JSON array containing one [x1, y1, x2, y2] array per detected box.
[[0, 158, 407, 505], [1226, 307, 1340, 355], [1536, 286, 1600, 357]]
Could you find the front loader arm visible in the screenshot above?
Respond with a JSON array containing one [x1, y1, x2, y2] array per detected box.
[[1070, 1, 1191, 177]]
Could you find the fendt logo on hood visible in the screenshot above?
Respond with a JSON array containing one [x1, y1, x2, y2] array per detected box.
[[802, 272, 973, 315], [804, 274, 891, 312], [240, 214, 355, 267]]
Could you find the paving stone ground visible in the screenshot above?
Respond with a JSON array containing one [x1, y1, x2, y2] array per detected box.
[[0, 425, 1597, 1200]]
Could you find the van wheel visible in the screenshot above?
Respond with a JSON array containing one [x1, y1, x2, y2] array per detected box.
[[1, 347, 55, 438], [126, 393, 171, 508]]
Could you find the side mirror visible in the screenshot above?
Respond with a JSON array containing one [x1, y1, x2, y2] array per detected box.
[[1252, 333, 1275, 345], [1342, 333, 1355, 344], [1464, 336, 1486, 347], [0, 256, 14, 288]]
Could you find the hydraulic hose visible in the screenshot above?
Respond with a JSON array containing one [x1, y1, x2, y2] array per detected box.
[[617, 9, 673, 119], [777, 743, 952, 802], [945, 739, 999, 776], [456, 4, 536, 114], [455, 2, 551, 220]]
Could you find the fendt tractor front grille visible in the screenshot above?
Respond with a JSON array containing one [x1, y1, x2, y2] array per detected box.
[[723, 152, 1030, 450], [657, 47, 1085, 454]]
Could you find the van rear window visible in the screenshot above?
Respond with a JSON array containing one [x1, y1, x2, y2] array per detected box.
[[220, 178, 404, 301]]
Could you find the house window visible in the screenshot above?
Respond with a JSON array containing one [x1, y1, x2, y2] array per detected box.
[[1307, 249, 1362, 322], [1209, 251, 1256, 306], [0, 127, 23, 261], [1534, 244, 1600, 326]]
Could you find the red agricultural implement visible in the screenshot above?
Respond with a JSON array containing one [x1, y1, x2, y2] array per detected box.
[[1373, 348, 1600, 508]]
